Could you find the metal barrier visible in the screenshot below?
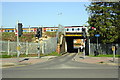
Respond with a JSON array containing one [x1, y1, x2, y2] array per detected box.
[[90, 43, 120, 55]]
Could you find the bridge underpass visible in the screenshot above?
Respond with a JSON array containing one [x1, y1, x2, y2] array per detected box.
[[64, 35, 90, 55], [57, 26, 90, 55]]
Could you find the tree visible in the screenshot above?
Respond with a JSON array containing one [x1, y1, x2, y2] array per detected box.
[[86, 2, 120, 43]]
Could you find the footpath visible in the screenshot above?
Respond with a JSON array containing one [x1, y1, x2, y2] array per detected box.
[[0, 54, 119, 68], [0, 56, 57, 68], [74, 53, 120, 66]]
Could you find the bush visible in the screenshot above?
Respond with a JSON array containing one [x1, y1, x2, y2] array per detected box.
[[0, 55, 15, 58], [2, 32, 35, 42], [45, 32, 56, 37]]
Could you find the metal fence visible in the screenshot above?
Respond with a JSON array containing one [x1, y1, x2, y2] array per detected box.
[[1, 39, 120, 55], [90, 43, 120, 55], [1, 37, 57, 55]]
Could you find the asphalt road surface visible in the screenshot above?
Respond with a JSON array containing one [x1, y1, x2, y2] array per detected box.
[[2, 53, 119, 78]]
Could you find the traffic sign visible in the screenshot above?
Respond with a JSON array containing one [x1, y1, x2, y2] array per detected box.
[[112, 46, 115, 51], [95, 34, 100, 37], [17, 46, 21, 51]]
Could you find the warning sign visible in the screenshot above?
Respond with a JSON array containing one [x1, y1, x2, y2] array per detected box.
[[17, 46, 21, 51], [112, 46, 115, 51]]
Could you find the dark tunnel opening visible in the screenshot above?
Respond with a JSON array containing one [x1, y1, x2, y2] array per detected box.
[[65, 36, 89, 55]]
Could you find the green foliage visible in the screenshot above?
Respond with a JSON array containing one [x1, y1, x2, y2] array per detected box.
[[45, 52, 62, 56], [45, 32, 56, 37], [86, 2, 120, 43], [20, 32, 35, 42], [2, 32, 17, 41], [89, 54, 120, 57], [74, 43, 81, 45], [0, 54, 45, 58], [2, 32, 35, 42], [0, 54, 17, 58]]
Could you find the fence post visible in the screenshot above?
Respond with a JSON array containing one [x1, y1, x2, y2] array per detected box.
[[26, 41, 28, 55], [42, 42, 45, 54], [7, 40, 10, 55]]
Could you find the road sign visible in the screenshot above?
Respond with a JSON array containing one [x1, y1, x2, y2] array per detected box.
[[112, 46, 116, 62], [112, 46, 115, 51], [17, 46, 20, 51], [95, 34, 100, 37]]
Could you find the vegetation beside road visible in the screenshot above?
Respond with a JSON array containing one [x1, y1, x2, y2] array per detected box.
[[87, 2, 120, 43], [0, 52, 61, 58], [89, 54, 120, 58], [1, 32, 56, 42], [1, 32, 35, 42], [44, 32, 56, 37], [45, 52, 62, 56]]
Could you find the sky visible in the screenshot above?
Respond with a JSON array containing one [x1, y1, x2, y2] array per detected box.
[[2, 2, 91, 28]]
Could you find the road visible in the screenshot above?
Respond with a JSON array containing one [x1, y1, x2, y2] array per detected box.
[[2, 53, 119, 78]]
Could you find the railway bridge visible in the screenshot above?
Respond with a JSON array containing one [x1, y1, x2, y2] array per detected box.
[[56, 26, 90, 55]]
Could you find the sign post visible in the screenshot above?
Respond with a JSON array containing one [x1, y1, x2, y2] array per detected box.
[[94, 34, 100, 56], [95, 34, 100, 50]]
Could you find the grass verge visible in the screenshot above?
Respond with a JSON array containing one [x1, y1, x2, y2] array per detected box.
[[89, 54, 120, 57], [45, 52, 62, 56], [0, 52, 61, 58]]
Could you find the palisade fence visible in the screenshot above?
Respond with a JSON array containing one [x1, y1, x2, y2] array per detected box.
[[1, 37, 57, 55], [1, 38, 120, 56], [90, 43, 120, 55]]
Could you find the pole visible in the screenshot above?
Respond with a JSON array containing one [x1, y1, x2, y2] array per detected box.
[[113, 50, 115, 62], [112, 46, 115, 62], [8, 40, 10, 55], [83, 39, 85, 59], [17, 21, 20, 59], [88, 38, 90, 55], [42, 42, 44, 54], [38, 38, 40, 58], [26, 41, 28, 55], [97, 37, 98, 50]]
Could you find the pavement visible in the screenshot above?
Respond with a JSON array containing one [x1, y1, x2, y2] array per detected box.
[[74, 53, 120, 66], [0, 56, 57, 68], [0, 53, 120, 68]]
